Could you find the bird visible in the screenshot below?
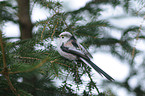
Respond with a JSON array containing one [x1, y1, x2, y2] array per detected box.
[[57, 31, 114, 81]]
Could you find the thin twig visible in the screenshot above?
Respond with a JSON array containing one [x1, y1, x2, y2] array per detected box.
[[51, 20, 58, 40], [51, 60, 59, 77], [51, 11, 59, 18], [62, 16, 69, 28], [50, 58, 71, 68], [62, 69, 71, 90], [41, 22, 47, 42], [132, 15, 145, 58], [136, 4, 145, 15], [0, 30, 20, 96], [84, 65, 100, 94], [50, 59, 58, 63], [17, 56, 40, 60], [41, 12, 60, 41], [75, 64, 79, 83]]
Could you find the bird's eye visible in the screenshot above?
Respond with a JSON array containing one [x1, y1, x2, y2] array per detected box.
[[61, 36, 64, 38]]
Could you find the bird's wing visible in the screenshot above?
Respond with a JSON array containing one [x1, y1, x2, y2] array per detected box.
[[61, 43, 90, 60], [78, 44, 93, 58], [67, 35, 79, 48], [66, 35, 92, 58], [60, 44, 114, 81]]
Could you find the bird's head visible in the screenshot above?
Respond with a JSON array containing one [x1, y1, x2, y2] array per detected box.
[[57, 32, 73, 46], [59, 32, 72, 39], [59, 31, 72, 41]]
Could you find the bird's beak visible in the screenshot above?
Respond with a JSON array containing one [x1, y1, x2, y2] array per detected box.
[[58, 35, 61, 38], [58, 35, 60, 38]]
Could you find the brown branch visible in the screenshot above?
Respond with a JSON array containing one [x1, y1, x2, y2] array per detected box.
[[41, 22, 47, 42], [17, 56, 41, 60], [41, 12, 60, 42], [41, 25, 46, 42], [50, 59, 70, 68], [132, 15, 145, 58], [51, 21, 58, 40], [0, 31, 20, 96], [4, 75, 19, 96], [0, 33, 6, 68]]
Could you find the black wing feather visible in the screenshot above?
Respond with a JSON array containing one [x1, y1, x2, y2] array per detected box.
[[61, 43, 89, 60], [69, 36, 79, 48]]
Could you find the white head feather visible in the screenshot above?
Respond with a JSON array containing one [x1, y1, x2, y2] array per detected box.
[[59, 32, 72, 37]]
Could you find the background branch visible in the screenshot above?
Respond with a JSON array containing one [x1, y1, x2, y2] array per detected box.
[[0, 30, 19, 96]]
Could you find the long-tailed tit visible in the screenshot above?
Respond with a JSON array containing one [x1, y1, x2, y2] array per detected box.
[[57, 32, 114, 81]]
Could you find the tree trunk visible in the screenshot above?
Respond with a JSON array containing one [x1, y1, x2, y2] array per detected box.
[[17, 1, 37, 95], [17, 0, 33, 40]]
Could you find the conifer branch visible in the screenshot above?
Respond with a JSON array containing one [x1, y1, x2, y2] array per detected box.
[[50, 59, 70, 67], [136, 4, 145, 15], [41, 23, 47, 42], [7, 58, 70, 74], [0, 30, 20, 96], [50, 6, 60, 40], [62, 69, 71, 91], [75, 64, 79, 84], [16, 56, 41, 60], [0, 32, 6, 69], [41, 12, 60, 41], [51, 20, 58, 40], [62, 17, 68, 28], [29, 57, 49, 71], [84, 66, 100, 94], [132, 15, 145, 58], [51, 61, 59, 77], [9, 57, 49, 74], [56, 62, 71, 67]]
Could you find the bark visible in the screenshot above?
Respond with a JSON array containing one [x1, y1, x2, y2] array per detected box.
[[17, 1, 36, 95], [17, 0, 33, 40]]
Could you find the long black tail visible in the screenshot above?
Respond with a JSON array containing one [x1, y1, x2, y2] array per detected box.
[[80, 58, 114, 81]]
